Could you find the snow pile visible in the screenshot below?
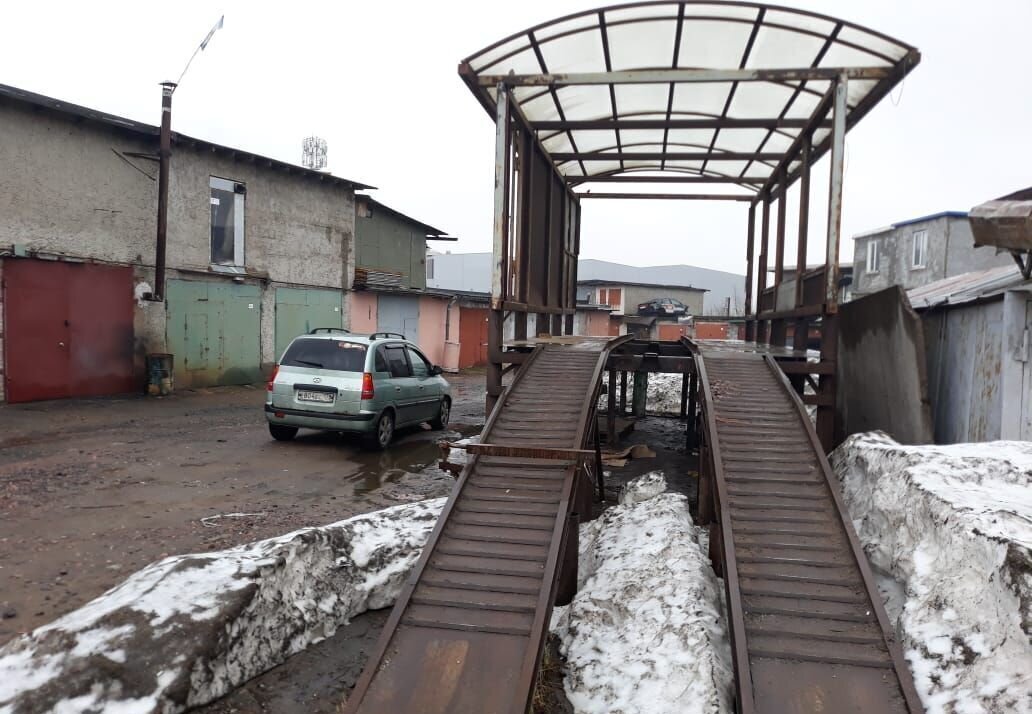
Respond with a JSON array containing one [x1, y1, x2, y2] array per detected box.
[[0, 498, 445, 714], [832, 433, 1032, 714], [599, 373, 686, 415], [552, 473, 732, 713]]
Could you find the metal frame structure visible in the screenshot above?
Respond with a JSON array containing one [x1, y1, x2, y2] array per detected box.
[[460, 1, 919, 449]]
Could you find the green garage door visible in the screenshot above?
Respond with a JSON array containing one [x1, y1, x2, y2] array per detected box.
[[274, 288, 344, 361], [166, 280, 262, 388]]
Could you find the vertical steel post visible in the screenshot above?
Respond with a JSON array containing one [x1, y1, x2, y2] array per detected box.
[[607, 369, 617, 444], [680, 372, 689, 417], [153, 81, 176, 302], [687, 364, 698, 450], [825, 75, 847, 310], [817, 75, 848, 450], [756, 198, 771, 344], [619, 371, 628, 414], [487, 85, 511, 416], [594, 424, 605, 502], [770, 171, 788, 346], [632, 371, 648, 417], [794, 135, 812, 351], [744, 202, 756, 341]]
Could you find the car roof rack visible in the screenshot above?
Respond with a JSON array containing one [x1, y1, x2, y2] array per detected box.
[[309, 327, 351, 334], [369, 332, 406, 340]]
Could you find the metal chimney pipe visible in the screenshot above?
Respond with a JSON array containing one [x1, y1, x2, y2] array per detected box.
[[153, 81, 176, 301]]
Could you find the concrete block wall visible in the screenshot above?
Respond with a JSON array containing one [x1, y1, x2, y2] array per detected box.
[[0, 99, 359, 393]]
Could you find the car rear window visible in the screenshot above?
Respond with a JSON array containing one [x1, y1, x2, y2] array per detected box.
[[281, 338, 367, 372]]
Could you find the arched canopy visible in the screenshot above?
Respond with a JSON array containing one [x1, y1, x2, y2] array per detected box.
[[460, 1, 918, 195]]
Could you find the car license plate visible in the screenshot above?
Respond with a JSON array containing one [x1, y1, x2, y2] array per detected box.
[[297, 389, 334, 403]]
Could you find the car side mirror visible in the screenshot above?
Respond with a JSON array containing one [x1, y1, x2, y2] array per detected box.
[[431, 365, 443, 376]]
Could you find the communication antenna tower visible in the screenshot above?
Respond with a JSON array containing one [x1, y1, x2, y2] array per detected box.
[[302, 136, 328, 170]]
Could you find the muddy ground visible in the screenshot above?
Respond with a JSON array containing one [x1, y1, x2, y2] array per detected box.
[[0, 370, 486, 644], [0, 366, 698, 713]]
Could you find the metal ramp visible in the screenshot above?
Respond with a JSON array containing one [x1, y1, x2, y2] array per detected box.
[[344, 339, 616, 714], [696, 347, 924, 714]]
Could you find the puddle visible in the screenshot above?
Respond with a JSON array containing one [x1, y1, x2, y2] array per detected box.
[[350, 424, 480, 495]]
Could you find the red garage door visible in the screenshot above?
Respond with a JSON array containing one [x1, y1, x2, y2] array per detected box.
[[458, 307, 489, 368], [3, 260, 135, 403]]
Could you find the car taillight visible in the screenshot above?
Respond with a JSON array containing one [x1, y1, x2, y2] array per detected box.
[[266, 364, 279, 391], [361, 372, 375, 400]]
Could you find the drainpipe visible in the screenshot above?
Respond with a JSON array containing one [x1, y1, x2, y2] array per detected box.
[[153, 81, 176, 301], [445, 295, 458, 341]]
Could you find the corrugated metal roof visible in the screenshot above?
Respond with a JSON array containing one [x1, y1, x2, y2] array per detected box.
[[907, 264, 1028, 309]]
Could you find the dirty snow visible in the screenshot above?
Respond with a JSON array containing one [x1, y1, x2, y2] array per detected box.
[[0, 498, 445, 714], [600, 373, 686, 415], [832, 433, 1032, 714], [551, 472, 732, 713]]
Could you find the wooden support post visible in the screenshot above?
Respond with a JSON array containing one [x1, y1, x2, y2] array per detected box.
[[593, 424, 605, 503], [632, 371, 648, 417], [680, 372, 689, 417], [619, 371, 628, 414]]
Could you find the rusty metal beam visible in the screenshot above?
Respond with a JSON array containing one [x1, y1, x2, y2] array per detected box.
[[576, 192, 753, 201], [478, 66, 892, 87], [552, 151, 783, 162], [569, 175, 765, 185], [534, 118, 825, 131]]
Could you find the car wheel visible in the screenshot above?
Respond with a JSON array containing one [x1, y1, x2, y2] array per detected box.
[[269, 423, 298, 441], [366, 410, 395, 450], [430, 398, 451, 430]]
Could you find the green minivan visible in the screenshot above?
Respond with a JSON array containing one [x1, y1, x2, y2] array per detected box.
[[264, 329, 451, 450]]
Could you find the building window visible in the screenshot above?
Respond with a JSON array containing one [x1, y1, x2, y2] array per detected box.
[[598, 288, 607, 304], [210, 176, 245, 266], [866, 241, 880, 274], [426, 256, 434, 280], [606, 287, 622, 308], [912, 230, 928, 269]]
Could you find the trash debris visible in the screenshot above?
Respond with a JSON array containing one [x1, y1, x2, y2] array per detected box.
[[601, 443, 656, 468], [200, 512, 266, 528]]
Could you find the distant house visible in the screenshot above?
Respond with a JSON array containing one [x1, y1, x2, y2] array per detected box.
[[852, 212, 1014, 299], [578, 278, 706, 337], [351, 196, 456, 366], [425, 252, 743, 314], [0, 82, 370, 403]]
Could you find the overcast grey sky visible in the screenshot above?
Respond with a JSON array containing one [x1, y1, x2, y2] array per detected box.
[[2, 1, 1029, 274]]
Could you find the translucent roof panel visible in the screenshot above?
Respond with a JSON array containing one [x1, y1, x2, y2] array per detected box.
[[461, 1, 918, 194]]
